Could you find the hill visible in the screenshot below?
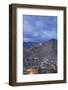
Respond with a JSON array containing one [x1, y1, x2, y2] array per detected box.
[[23, 39, 57, 74]]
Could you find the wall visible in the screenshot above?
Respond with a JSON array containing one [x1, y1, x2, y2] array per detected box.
[[0, 0, 68, 90]]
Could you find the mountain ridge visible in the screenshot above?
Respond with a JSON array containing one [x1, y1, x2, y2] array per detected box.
[[23, 39, 57, 68], [23, 39, 57, 49]]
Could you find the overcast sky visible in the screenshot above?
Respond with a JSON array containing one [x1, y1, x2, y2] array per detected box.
[[23, 15, 57, 42]]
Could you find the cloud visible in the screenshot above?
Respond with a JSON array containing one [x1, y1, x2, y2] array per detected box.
[[23, 15, 57, 42], [24, 37, 33, 42], [24, 20, 34, 34], [35, 20, 44, 27]]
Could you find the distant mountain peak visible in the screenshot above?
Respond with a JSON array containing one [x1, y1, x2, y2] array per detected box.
[[49, 39, 57, 41], [23, 39, 57, 49]]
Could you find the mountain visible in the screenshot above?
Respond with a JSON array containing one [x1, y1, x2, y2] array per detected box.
[[23, 42, 34, 48], [23, 39, 57, 74], [23, 42, 42, 49]]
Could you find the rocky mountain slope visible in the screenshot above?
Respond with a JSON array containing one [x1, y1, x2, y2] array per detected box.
[[23, 39, 57, 74]]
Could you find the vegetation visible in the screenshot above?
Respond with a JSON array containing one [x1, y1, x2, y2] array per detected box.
[[23, 64, 57, 75], [23, 39, 57, 75]]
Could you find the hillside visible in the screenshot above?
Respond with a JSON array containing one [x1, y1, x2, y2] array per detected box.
[[23, 39, 57, 74]]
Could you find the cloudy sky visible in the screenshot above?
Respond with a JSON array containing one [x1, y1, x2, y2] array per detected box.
[[23, 15, 57, 42]]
